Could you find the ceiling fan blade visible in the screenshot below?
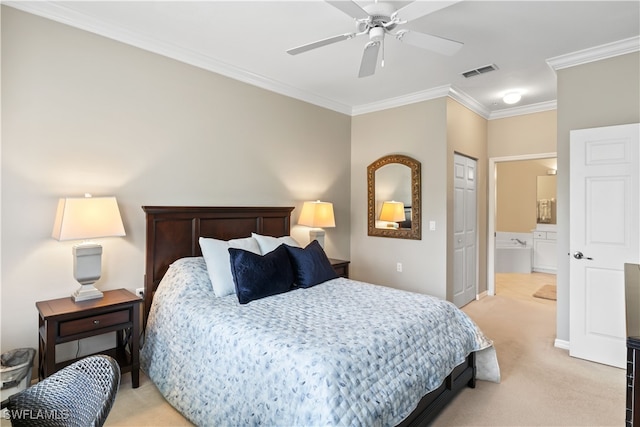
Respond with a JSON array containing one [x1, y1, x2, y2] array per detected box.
[[326, 0, 370, 20], [395, 0, 461, 22], [287, 33, 355, 55], [358, 41, 380, 78], [396, 29, 463, 56]]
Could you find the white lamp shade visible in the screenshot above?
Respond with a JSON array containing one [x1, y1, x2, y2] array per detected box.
[[379, 201, 406, 222], [298, 201, 336, 228], [52, 196, 126, 241]]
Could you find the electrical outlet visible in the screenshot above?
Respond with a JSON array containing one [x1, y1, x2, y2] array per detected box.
[[396, 262, 403, 273], [135, 287, 144, 298]]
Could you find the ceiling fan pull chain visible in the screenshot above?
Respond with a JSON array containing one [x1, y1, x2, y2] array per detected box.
[[381, 37, 385, 68]]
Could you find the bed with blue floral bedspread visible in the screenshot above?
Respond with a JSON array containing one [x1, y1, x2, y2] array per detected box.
[[141, 256, 494, 427]]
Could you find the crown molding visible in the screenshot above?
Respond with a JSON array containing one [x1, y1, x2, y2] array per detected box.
[[351, 85, 492, 118], [351, 85, 451, 116], [4, 1, 353, 116], [447, 86, 491, 119], [547, 35, 640, 71], [6, 1, 490, 118], [489, 100, 557, 120], [6, 1, 582, 120]]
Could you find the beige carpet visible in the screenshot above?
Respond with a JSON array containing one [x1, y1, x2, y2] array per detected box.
[[104, 273, 624, 427], [533, 284, 557, 300], [433, 273, 624, 426]]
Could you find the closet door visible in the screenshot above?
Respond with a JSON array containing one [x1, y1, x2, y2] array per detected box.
[[453, 153, 478, 307]]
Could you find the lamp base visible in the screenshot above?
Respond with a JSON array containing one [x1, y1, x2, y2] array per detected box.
[[72, 284, 103, 302], [309, 228, 326, 249]]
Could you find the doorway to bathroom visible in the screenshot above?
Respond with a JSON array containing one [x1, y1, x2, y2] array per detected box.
[[488, 153, 557, 296]]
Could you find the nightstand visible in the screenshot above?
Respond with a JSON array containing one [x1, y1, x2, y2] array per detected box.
[[330, 259, 350, 278], [36, 288, 141, 388]]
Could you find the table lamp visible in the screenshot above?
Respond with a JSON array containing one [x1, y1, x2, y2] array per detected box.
[[379, 201, 405, 228], [298, 200, 335, 248], [52, 194, 126, 302]]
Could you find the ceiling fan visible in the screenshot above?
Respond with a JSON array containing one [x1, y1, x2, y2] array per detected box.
[[287, 1, 464, 78]]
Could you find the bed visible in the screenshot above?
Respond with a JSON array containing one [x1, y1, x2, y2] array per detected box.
[[140, 206, 497, 426]]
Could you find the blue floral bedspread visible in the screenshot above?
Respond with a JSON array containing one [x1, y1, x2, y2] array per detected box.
[[141, 257, 493, 427]]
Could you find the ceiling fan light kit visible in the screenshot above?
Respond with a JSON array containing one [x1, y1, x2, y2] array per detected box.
[[287, 0, 464, 78], [369, 26, 385, 43]]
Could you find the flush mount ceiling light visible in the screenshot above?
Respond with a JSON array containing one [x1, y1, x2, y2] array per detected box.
[[503, 92, 522, 105]]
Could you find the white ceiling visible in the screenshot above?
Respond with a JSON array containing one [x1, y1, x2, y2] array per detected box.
[[7, 1, 640, 118]]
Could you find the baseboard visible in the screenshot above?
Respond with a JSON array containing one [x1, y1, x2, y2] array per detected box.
[[533, 268, 557, 274], [476, 291, 487, 300], [554, 338, 570, 350]]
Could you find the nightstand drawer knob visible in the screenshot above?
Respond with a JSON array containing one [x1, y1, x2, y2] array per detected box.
[[93, 320, 100, 325]]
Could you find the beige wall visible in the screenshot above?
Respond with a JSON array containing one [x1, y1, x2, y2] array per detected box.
[[556, 51, 640, 343], [488, 110, 557, 157], [350, 99, 449, 298], [487, 111, 558, 237], [496, 159, 557, 232], [446, 99, 488, 297], [350, 98, 488, 300], [1, 8, 351, 357]]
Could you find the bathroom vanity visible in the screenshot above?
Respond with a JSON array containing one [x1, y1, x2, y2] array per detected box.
[[533, 224, 557, 273]]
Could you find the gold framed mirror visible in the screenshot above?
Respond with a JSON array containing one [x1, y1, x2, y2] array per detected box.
[[367, 154, 421, 239]]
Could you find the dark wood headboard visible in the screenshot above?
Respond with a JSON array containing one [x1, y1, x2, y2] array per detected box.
[[142, 206, 294, 323]]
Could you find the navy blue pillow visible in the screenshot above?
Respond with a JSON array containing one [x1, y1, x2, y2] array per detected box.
[[285, 240, 338, 288], [228, 244, 294, 304]]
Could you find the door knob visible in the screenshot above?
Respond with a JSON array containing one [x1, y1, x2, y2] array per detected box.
[[573, 251, 593, 260]]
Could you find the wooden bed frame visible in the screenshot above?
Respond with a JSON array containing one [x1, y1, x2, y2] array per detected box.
[[142, 205, 475, 426]]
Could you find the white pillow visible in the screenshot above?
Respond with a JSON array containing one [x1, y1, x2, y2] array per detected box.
[[252, 233, 301, 254], [199, 236, 261, 297]]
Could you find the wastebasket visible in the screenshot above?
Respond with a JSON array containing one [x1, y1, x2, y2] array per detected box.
[[1, 348, 35, 402]]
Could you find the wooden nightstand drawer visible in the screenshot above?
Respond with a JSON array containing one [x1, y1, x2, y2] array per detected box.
[[37, 288, 142, 388], [329, 259, 350, 278], [60, 310, 130, 337]]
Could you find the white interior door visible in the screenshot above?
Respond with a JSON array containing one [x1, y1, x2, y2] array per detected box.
[[569, 123, 640, 368], [453, 154, 477, 307]]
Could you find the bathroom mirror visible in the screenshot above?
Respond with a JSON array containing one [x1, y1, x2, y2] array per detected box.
[[536, 175, 557, 224], [367, 154, 421, 239]]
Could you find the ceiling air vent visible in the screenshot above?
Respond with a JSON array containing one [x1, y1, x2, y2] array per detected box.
[[461, 64, 498, 78]]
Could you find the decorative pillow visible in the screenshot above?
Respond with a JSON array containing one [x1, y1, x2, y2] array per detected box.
[[229, 244, 294, 304], [199, 236, 261, 297], [285, 240, 338, 288], [252, 233, 300, 254]]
